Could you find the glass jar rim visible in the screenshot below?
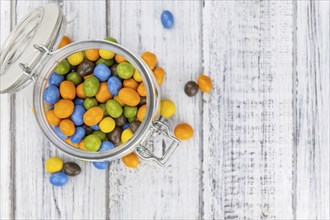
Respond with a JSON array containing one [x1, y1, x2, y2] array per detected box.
[[33, 40, 160, 161]]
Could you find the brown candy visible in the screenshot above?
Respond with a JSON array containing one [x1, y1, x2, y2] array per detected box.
[[130, 121, 141, 133], [84, 125, 93, 136], [184, 81, 199, 97], [63, 162, 81, 176], [115, 114, 127, 127], [139, 96, 147, 106], [107, 127, 122, 146], [110, 63, 118, 77], [77, 60, 95, 76]]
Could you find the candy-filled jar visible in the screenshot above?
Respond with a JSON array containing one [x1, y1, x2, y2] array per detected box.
[[0, 3, 180, 165]]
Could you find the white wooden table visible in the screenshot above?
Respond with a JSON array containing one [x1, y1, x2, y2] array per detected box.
[[1, 1, 329, 219]]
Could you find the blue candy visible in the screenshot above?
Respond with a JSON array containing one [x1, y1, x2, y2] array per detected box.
[[92, 141, 114, 170], [54, 126, 68, 140], [94, 64, 111, 81], [99, 141, 115, 151], [49, 172, 68, 186], [90, 124, 100, 130], [71, 105, 86, 126], [93, 161, 109, 170], [107, 76, 122, 96], [44, 85, 60, 104], [122, 122, 130, 130], [74, 97, 84, 106], [48, 72, 65, 87], [161, 10, 174, 29], [70, 127, 86, 144]]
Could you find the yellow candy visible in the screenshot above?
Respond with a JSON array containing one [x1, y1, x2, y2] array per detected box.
[[160, 99, 176, 118], [45, 157, 64, 173], [121, 128, 134, 143], [67, 52, 84, 66], [99, 117, 116, 133], [99, 49, 115, 59], [133, 69, 143, 82]]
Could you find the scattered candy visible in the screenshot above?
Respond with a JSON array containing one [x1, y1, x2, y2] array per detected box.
[[58, 36, 72, 49], [45, 157, 64, 173], [50, 171, 68, 186], [161, 10, 174, 29], [63, 162, 81, 176], [184, 81, 199, 97], [174, 123, 194, 140], [197, 74, 212, 93], [122, 152, 140, 168], [160, 99, 176, 118]]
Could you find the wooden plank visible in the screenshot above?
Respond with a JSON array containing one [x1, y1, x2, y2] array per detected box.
[[107, 1, 202, 219], [294, 1, 330, 219], [13, 1, 107, 219], [202, 1, 294, 219], [0, 1, 14, 219]]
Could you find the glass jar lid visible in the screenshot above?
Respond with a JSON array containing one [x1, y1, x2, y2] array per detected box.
[[0, 3, 66, 94]]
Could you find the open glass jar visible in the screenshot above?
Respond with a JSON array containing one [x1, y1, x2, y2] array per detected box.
[[0, 3, 180, 166]]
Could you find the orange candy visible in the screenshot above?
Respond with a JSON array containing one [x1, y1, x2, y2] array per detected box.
[[137, 82, 146, 97], [76, 83, 87, 98], [174, 123, 194, 140], [153, 67, 165, 85], [46, 110, 61, 126], [197, 75, 212, 93], [79, 140, 87, 151], [141, 51, 157, 70], [137, 104, 146, 122], [58, 36, 72, 49], [85, 49, 100, 61], [65, 138, 79, 148], [118, 88, 140, 106], [115, 54, 127, 63], [83, 106, 104, 126], [60, 80, 76, 100], [54, 99, 74, 119], [122, 152, 140, 168], [96, 82, 113, 103], [60, 119, 76, 136], [84, 74, 94, 80], [123, 78, 139, 90]]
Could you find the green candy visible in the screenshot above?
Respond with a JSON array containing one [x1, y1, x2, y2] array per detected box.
[[124, 106, 137, 119], [106, 99, 123, 118], [96, 58, 115, 67], [99, 103, 109, 116], [66, 72, 83, 85], [128, 116, 137, 123], [83, 76, 100, 97], [84, 134, 101, 152], [54, 60, 70, 75], [104, 37, 118, 43], [116, 62, 134, 79], [84, 97, 98, 110], [93, 130, 106, 140]]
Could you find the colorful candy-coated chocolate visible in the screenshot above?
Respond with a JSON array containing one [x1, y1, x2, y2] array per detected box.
[[44, 85, 60, 105], [161, 10, 174, 29], [49, 172, 68, 186]]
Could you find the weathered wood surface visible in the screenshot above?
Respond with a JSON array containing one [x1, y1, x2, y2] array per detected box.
[[0, 0, 329, 219]]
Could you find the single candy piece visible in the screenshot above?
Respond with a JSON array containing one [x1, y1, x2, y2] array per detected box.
[[96, 82, 113, 103], [54, 59, 70, 75], [77, 60, 95, 76], [96, 58, 115, 67], [85, 49, 100, 61], [46, 110, 61, 126], [99, 117, 116, 133], [44, 85, 60, 104], [122, 152, 140, 168], [71, 105, 86, 126], [184, 81, 199, 97], [116, 62, 134, 79], [174, 123, 194, 140], [79, 140, 87, 151], [122, 123, 130, 130], [54, 99, 74, 118], [133, 69, 143, 82], [107, 127, 122, 146], [49, 172, 68, 187], [58, 36, 72, 49], [76, 83, 87, 98], [104, 37, 118, 43], [63, 162, 81, 176], [66, 72, 83, 86], [161, 10, 174, 29], [83, 76, 100, 97], [130, 121, 141, 133], [110, 64, 119, 77], [114, 114, 127, 127], [153, 67, 165, 85], [49, 72, 65, 87], [67, 52, 84, 66], [124, 106, 137, 119], [141, 52, 157, 70], [65, 138, 79, 148], [84, 134, 102, 152], [160, 99, 176, 118], [118, 88, 140, 106], [106, 99, 123, 118], [139, 96, 147, 106], [123, 78, 139, 90], [84, 97, 98, 110], [74, 97, 84, 106], [45, 157, 64, 173], [59, 119, 76, 136], [137, 104, 147, 122], [93, 130, 107, 140], [94, 64, 111, 81], [54, 126, 68, 139], [121, 128, 134, 143], [84, 125, 94, 136], [115, 54, 127, 63], [83, 106, 103, 126], [107, 76, 122, 96], [60, 80, 76, 100], [127, 116, 137, 123], [99, 49, 115, 60], [93, 161, 109, 170], [70, 127, 86, 144], [137, 82, 146, 97], [197, 74, 212, 93]]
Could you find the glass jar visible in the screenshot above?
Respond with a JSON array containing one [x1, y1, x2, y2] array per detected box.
[[0, 3, 180, 166]]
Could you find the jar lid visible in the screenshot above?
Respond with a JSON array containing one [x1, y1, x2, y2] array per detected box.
[[0, 3, 66, 94]]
